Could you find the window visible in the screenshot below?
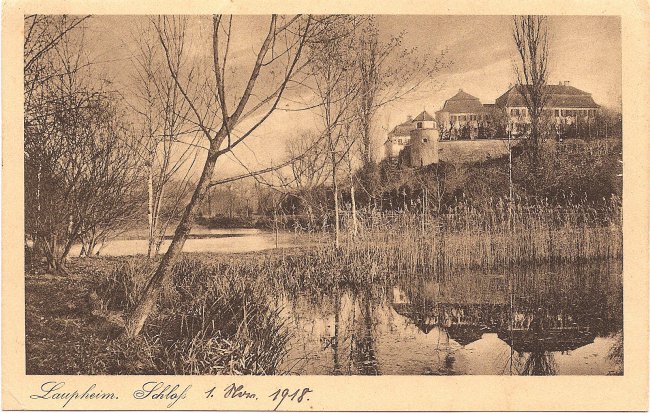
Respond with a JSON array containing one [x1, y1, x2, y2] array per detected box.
[[451, 116, 457, 122], [460, 115, 467, 121], [422, 138, 428, 143], [555, 109, 560, 116], [417, 122, 423, 128]]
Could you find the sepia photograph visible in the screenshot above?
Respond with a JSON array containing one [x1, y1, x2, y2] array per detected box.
[[21, 13, 625, 379]]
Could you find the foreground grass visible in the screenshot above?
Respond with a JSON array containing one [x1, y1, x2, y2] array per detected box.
[[26, 251, 301, 375]]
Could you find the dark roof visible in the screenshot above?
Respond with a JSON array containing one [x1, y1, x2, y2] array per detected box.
[[440, 89, 487, 113], [497, 328, 596, 352], [413, 110, 435, 122], [495, 84, 600, 109], [388, 119, 416, 137], [447, 324, 485, 346]]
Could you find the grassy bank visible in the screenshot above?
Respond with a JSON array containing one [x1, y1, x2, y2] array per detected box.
[[26, 252, 297, 375]]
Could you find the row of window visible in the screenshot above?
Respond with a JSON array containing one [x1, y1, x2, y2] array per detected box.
[[509, 108, 598, 117], [450, 114, 488, 122], [554, 109, 598, 117]]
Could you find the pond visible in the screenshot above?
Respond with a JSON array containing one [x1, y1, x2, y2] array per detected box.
[[69, 228, 306, 256], [276, 260, 623, 375]]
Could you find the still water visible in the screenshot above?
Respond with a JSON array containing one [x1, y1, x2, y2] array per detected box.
[[68, 228, 304, 256], [277, 261, 623, 375]]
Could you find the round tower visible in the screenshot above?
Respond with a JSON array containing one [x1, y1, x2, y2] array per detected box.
[[409, 111, 439, 167]]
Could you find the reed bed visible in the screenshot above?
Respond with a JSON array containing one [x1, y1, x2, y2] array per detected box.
[[77, 197, 622, 374], [331, 196, 622, 273]]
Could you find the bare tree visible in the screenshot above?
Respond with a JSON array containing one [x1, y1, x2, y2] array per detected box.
[[24, 16, 144, 271], [24, 15, 91, 104], [124, 15, 320, 337], [354, 18, 448, 207], [129, 23, 199, 258], [512, 15, 550, 151], [356, 18, 447, 165], [26, 94, 139, 268], [283, 132, 330, 225], [307, 17, 364, 248]]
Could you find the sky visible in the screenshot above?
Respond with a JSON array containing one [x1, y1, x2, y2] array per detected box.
[[79, 15, 621, 180]]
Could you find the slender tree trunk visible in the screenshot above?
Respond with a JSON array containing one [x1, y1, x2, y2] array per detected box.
[[147, 163, 155, 258], [124, 148, 219, 338], [331, 150, 340, 249]]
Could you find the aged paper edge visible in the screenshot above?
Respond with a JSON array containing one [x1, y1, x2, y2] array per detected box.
[[2, 0, 649, 411]]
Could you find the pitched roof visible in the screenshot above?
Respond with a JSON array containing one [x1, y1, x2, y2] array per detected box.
[[440, 89, 487, 113], [388, 119, 416, 137], [495, 84, 600, 109], [413, 110, 435, 122]]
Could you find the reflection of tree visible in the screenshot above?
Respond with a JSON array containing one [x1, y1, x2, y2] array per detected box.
[[332, 286, 342, 375], [607, 330, 623, 375], [520, 351, 557, 376], [350, 289, 380, 375]]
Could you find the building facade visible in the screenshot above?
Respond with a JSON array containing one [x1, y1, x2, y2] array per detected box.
[[435, 90, 491, 140], [495, 81, 600, 137], [383, 111, 437, 161], [383, 116, 415, 159], [383, 81, 602, 166], [409, 111, 439, 167]]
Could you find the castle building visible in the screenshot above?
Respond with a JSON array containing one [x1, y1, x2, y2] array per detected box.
[[383, 116, 416, 159], [409, 111, 439, 167], [383, 81, 602, 166], [495, 81, 600, 136], [435, 89, 491, 140]]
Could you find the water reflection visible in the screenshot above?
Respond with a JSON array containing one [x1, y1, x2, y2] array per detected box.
[[280, 260, 623, 375]]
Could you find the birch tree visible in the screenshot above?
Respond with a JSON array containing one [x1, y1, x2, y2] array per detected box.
[[354, 17, 448, 207], [307, 17, 363, 248]]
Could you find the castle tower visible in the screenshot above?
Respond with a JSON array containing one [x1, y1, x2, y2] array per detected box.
[[409, 110, 439, 167]]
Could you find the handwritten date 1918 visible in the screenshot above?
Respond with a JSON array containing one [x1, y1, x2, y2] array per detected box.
[[269, 387, 313, 411]]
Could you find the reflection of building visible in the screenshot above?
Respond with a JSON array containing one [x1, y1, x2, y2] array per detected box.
[[390, 280, 506, 345], [498, 328, 596, 353], [390, 276, 598, 352], [495, 81, 600, 136]]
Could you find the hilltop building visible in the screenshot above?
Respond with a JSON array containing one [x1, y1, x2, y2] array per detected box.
[[409, 111, 439, 167], [383, 111, 437, 162], [383, 81, 601, 166], [495, 81, 600, 136], [435, 90, 491, 140], [383, 116, 416, 159]]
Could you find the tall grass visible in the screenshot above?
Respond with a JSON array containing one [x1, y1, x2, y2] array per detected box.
[[90, 196, 621, 374], [97, 258, 290, 375], [331, 195, 622, 273]]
